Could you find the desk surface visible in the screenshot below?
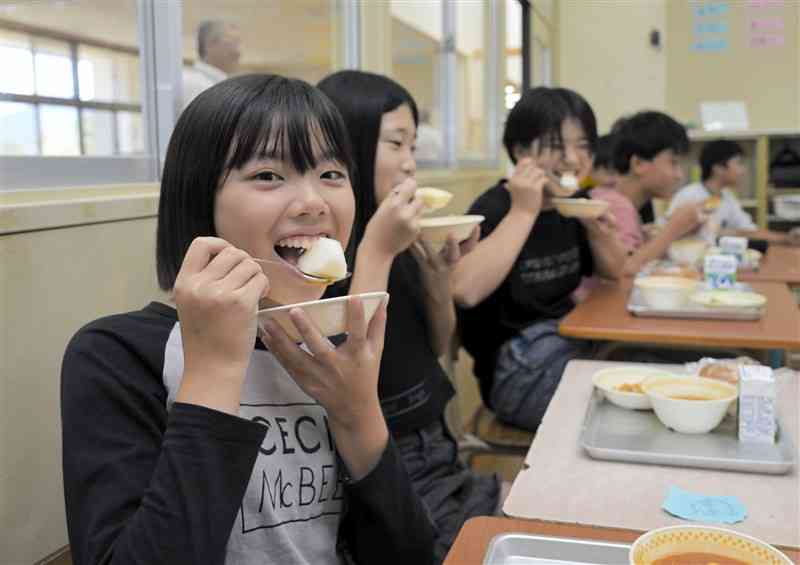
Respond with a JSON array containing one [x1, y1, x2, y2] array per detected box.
[[444, 516, 800, 564], [559, 279, 800, 350], [503, 360, 799, 549], [738, 246, 800, 285]]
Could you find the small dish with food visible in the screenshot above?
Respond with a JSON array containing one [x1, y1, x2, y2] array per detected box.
[[591, 366, 680, 410]]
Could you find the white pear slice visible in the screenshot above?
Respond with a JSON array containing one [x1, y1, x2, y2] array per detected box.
[[559, 173, 579, 190], [296, 238, 347, 281], [417, 187, 453, 211]]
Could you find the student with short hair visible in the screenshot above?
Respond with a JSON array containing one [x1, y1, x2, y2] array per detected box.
[[668, 139, 800, 245], [318, 70, 501, 565], [453, 87, 625, 433], [61, 74, 435, 565], [592, 111, 708, 276]]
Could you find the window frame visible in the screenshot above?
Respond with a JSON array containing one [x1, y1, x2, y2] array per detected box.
[[0, 0, 176, 192]]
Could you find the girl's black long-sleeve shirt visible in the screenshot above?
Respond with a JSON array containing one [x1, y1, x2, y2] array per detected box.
[[61, 301, 435, 565]]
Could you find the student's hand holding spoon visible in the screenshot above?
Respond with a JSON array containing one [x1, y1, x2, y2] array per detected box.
[[173, 236, 270, 415]]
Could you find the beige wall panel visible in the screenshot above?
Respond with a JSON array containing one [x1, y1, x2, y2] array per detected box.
[[0, 217, 161, 563], [557, 0, 666, 133], [666, 1, 798, 129]]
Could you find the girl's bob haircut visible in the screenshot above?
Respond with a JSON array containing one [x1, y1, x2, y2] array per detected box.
[[156, 74, 355, 291]]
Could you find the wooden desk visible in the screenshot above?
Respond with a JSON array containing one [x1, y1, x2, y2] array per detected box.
[[738, 246, 800, 285], [503, 361, 799, 554], [444, 516, 800, 564], [559, 279, 800, 350]]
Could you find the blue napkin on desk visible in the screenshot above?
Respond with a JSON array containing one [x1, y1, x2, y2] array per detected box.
[[662, 486, 747, 524]]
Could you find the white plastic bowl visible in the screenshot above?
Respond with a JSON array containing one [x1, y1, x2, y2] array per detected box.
[[591, 366, 681, 410], [630, 525, 792, 565], [668, 238, 709, 266], [419, 215, 484, 244], [257, 291, 387, 342], [551, 197, 609, 219], [642, 376, 738, 434], [634, 276, 697, 310], [774, 194, 800, 220]]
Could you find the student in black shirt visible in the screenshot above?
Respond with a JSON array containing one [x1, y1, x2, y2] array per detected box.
[[453, 87, 625, 432], [318, 70, 501, 564], [61, 74, 434, 565]]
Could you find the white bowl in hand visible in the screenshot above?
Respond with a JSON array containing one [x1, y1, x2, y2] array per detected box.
[[418, 215, 484, 245], [634, 276, 697, 310], [668, 237, 709, 266], [257, 291, 387, 342], [642, 375, 738, 434]]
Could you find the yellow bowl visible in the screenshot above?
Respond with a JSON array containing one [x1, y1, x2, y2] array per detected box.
[[630, 525, 792, 564], [551, 197, 609, 219], [642, 376, 737, 434]]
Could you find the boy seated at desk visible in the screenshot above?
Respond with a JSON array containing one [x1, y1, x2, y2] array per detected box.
[[591, 111, 709, 276], [667, 139, 800, 246], [452, 87, 625, 433]]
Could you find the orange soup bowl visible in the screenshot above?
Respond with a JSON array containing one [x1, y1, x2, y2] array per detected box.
[[629, 525, 792, 564]]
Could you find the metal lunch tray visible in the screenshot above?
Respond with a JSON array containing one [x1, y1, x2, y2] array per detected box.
[[627, 282, 765, 321], [483, 533, 630, 565], [580, 390, 795, 474]]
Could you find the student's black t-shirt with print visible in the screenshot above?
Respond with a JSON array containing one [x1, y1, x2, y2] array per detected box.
[[456, 179, 594, 404]]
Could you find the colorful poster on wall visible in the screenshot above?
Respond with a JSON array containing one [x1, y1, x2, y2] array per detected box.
[[692, 1, 730, 52], [747, 0, 785, 49]]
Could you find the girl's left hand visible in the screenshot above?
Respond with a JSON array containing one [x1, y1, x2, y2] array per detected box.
[[580, 209, 618, 237], [410, 225, 480, 274], [260, 296, 387, 431]]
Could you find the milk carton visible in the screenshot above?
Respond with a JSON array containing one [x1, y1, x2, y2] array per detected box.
[[704, 254, 738, 289], [719, 236, 748, 264], [738, 365, 777, 444]]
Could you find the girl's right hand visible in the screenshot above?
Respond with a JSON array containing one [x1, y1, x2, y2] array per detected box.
[[506, 157, 547, 216], [362, 178, 424, 259], [174, 237, 270, 390]]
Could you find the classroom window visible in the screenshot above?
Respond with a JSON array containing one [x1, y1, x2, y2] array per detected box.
[[0, 3, 144, 159], [0, 0, 163, 190], [390, 0, 444, 164], [455, 1, 488, 160], [505, 0, 524, 111]]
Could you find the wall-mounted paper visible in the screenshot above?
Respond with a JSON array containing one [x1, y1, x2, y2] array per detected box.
[[749, 17, 784, 31], [693, 38, 729, 52], [693, 2, 730, 18], [750, 34, 785, 48]]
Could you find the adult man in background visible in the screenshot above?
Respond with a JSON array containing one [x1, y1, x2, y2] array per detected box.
[[182, 20, 241, 109]]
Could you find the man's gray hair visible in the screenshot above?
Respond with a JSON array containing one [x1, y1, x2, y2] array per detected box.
[[197, 20, 227, 59]]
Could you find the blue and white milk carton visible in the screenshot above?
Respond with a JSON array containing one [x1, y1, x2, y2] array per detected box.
[[704, 253, 738, 289], [738, 365, 777, 444]]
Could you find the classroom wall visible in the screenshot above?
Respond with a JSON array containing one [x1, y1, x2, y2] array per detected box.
[[0, 210, 163, 563], [555, 0, 667, 133], [555, 0, 800, 133], [665, 0, 799, 130]]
